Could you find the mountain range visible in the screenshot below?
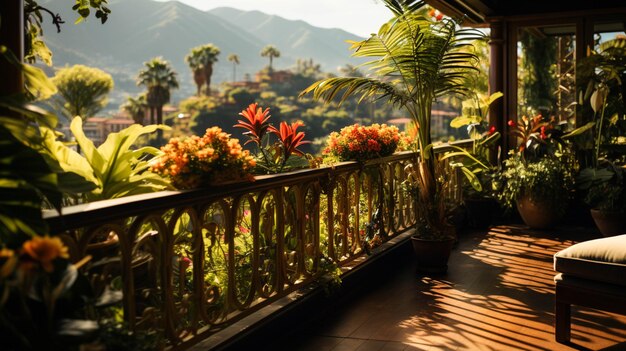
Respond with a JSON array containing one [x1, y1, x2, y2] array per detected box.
[[39, 0, 366, 112]]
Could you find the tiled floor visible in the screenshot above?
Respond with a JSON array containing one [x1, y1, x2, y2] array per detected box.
[[277, 225, 626, 351]]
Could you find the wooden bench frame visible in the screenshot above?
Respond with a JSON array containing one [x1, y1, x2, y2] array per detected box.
[[555, 276, 626, 343]]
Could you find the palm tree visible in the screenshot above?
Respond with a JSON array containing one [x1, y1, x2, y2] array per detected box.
[[228, 54, 240, 82], [301, 0, 482, 230], [122, 94, 147, 125], [137, 57, 179, 142], [185, 44, 220, 96], [260, 45, 280, 72]]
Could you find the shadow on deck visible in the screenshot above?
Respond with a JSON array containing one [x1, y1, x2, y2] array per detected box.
[[267, 225, 626, 351]]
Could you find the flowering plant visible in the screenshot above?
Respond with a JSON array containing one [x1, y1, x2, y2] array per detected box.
[[323, 123, 400, 162], [234, 103, 310, 174], [494, 114, 576, 212], [0, 235, 101, 350], [151, 127, 256, 189], [507, 114, 566, 162]]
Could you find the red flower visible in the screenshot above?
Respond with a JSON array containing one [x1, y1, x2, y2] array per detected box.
[[507, 120, 516, 127], [269, 121, 310, 159], [435, 13, 444, 21], [488, 126, 496, 135], [234, 103, 271, 146], [540, 126, 547, 139]]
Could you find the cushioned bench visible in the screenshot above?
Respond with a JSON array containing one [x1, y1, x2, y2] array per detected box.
[[553, 234, 626, 343]]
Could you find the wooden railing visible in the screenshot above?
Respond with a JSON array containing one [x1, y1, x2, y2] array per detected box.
[[44, 145, 466, 350]]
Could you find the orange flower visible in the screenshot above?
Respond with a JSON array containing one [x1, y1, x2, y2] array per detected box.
[[234, 103, 272, 146], [22, 236, 69, 273], [269, 121, 310, 159]]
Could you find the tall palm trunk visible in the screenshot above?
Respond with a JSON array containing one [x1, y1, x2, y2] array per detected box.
[[193, 69, 205, 96], [149, 106, 156, 125], [156, 104, 164, 144], [204, 64, 213, 96]]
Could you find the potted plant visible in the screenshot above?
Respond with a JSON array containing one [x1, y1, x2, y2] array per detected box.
[[301, 1, 483, 272], [579, 161, 626, 236], [495, 115, 577, 229], [566, 37, 626, 235], [446, 92, 503, 229]]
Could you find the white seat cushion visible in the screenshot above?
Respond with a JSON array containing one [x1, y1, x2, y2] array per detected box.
[[554, 234, 626, 286]]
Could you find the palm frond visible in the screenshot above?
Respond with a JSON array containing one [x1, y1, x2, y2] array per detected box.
[[300, 77, 406, 107]]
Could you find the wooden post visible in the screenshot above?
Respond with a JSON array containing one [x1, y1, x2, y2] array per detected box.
[[0, 0, 24, 96], [488, 18, 507, 159]]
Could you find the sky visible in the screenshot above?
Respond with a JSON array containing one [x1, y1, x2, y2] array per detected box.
[[158, 0, 393, 37]]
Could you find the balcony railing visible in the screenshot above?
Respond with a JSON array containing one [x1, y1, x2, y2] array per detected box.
[[44, 144, 465, 350]]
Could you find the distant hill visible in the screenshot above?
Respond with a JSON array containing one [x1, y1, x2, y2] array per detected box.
[[40, 0, 364, 112]]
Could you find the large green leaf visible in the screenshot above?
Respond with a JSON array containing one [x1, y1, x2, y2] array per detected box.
[[562, 122, 595, 139], [71, 117, 107, 178], [450, 115, 479, 128], [39, 127, 100, 195], [0, 45, 57, 100]]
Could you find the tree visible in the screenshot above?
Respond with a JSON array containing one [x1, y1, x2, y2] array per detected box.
[[185, 44, 220, 96], [137, 57, 179, 142], [228, 53, 240, 82], [51, 64, 114, 122], [260, 45, 281, 71], [302, 1, 482, 233], [122, 94, 147, 125]]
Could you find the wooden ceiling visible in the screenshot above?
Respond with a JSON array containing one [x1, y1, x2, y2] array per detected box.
[[424, 0, 626, 25]]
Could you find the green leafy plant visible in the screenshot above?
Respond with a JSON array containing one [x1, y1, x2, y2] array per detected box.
[[495, 115, 576, 214], [565, 38, 626, 213], [67, 117, 172, 201], [580, 161, 626, 212], [495, 151, 576, 215], [444, 92, 503, 195]]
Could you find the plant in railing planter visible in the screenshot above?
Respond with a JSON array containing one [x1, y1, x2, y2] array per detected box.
[[494, 115, 577, 229], [151, 127, 256, 189], [322, 123, 400, 163], [234, 103, 310, 174], [301, 1, 483, 273]]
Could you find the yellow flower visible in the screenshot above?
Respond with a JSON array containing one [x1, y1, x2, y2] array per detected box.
[[22, 236, 69, 273], [0, 248, 17, 278]]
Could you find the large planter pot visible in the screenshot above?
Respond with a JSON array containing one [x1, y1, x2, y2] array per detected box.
[[590, 209, 626, 237], [410, 235, 455, 274], [516, 195, 560, 229]]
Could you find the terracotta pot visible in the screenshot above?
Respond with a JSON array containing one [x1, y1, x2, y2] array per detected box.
[[410, 235, 455, 274], [590, 209, 626, 237], [516, 195, 560, 229]]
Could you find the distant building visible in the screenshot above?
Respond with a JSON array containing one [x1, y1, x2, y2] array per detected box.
[[230, 81, 261, 90], [254, 69, 293, 84], [80, 117, 135, 146]]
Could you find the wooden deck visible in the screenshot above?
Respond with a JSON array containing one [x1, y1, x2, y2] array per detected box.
[[275, 225, 626, 351]]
